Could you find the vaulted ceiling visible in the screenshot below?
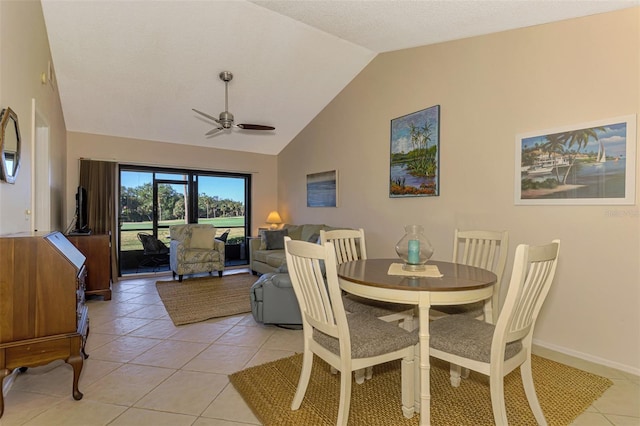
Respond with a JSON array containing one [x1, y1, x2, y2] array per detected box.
[[41, 0, 637, 155]]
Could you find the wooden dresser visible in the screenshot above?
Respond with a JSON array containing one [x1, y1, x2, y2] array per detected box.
[[0, 231, 89, 418], [67, 233, 112, 300]]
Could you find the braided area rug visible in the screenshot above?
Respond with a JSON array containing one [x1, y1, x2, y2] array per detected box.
[[156, 273, 258, 326], [229, 353, 612, 425]]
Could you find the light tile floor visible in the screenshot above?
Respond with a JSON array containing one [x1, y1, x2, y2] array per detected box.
[[1, 270, 638, 425]]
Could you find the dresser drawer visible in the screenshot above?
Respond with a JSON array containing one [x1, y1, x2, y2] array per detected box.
[[4, 338, 74, 370]]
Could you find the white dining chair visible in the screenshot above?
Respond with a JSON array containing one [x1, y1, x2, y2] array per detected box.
[[429, 240, 560, 425], [431, 229, 509, 323], [321, 228, 416, 383], [284, 237, 417, 425]]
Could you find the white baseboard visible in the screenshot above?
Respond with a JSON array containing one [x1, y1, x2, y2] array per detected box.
[[533, 338, 640, 376]]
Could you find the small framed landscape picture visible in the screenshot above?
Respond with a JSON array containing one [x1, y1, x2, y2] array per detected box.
[[390, 105, 440, 198], [307, 170, 338, 207], [515, 115, 636, 205]]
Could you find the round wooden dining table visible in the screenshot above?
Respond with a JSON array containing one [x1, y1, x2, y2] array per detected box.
[[337, 258, 497, 426]]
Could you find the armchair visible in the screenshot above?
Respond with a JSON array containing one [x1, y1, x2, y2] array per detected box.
[[169, 224, 225, 282]]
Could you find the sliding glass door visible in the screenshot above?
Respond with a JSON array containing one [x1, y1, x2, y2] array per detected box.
[[119, 166, 251, 275]]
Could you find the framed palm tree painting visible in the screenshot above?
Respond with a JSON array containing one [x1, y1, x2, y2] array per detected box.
[[390, 105, 440, 197], [515, 115, 636, 205]]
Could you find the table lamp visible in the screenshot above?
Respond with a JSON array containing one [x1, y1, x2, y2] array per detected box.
[[266, 211, 282, 230]]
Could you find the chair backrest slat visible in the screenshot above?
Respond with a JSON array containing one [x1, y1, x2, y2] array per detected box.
[[320, 228, 367, 265]]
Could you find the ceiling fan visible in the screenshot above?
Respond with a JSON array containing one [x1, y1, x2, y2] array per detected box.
[[192, 71, 275, 136]]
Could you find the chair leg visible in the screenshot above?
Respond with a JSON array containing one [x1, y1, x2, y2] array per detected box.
[[336, 366, 352, 426], [365, 366, 373, 380], [521, 355, 548, 425], [414, 343, 420, 409], [449, 363, 462, 387], [402, 314, 414, 331], [178, 275, 183, 282], [401, 353, 415, 418], [490, 370, 508, 426], [461, 367, 470, 379], [354, 368, 366, 384], [218, 271, 223, 277], [291, 350, 313, 410]]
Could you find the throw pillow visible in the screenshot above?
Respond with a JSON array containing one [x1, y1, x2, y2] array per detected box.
[[258, 229, 267, 250], [190, 227, 216, 249], [264, 229, 289, 250]]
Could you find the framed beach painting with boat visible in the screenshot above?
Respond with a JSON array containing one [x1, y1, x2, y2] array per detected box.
[[515, 115, 636, 205], [390, 105, 440, 197]]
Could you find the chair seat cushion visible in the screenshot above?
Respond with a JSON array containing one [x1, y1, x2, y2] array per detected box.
[[431, 301, 484, 318], [429, 315, 522, 363], [314, 313, 418, 359], [183, 248, 219, 263], [342, 294, 413, 318]]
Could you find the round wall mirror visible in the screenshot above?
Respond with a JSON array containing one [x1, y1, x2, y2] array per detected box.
[[0, 107, 21, 184]]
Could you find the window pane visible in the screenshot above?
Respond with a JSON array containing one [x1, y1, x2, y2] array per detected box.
[[157, 182, 189, 227], [120, 171, 154, 225], [197, 175, 246, 244]]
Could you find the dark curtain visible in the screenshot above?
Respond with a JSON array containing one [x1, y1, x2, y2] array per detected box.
[[79, 159, 119, 282]]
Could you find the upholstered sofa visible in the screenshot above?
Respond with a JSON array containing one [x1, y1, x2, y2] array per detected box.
[[249, 223, 339, 275], [169, 224, 225, 282]]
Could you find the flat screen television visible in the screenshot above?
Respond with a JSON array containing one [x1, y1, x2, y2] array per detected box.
[[73, 186, 91, 234]]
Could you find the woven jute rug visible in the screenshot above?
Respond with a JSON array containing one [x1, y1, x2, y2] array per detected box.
[[229, 353, 612, 425], [156, 273, 258, 326]]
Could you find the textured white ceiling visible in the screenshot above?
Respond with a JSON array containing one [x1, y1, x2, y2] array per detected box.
[[41, 0, 638, 155]]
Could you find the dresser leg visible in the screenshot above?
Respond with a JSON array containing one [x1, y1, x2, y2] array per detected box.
[[81, 324, 90, 359], [0, 368, 10, 418], [66, 354, 84, 400]]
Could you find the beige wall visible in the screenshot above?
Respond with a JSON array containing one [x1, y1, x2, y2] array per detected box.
[[0, 0, 67, 234], [279, 8, 640, 373], [66, 132, 279, 236]]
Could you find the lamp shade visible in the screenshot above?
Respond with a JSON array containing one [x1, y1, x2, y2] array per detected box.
[[266, 211, 282, 224]]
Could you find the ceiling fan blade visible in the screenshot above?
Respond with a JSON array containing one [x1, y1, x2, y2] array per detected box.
[[193, 108, 220, 124], [237, 123, 275, 131], [205, 127, 224, 136]]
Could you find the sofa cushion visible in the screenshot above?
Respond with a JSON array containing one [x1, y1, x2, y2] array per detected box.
[[300, 224, 326, 243], [264, 229, 288, 250], [190, 226, 216, 249], [265, 251, 287, 268], [282, 224, 303, 241], [253, 249, 273, 264]]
